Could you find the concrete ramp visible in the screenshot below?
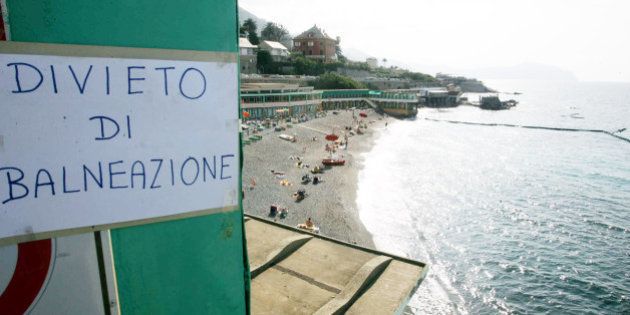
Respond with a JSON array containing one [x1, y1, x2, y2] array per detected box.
[[362, 98, 380, 110], [245, 215, 428, 314]]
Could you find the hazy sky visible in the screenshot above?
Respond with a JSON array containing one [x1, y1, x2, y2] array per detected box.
[[240, 0, 630, 82]]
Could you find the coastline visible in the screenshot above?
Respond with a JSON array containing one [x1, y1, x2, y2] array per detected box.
[[242, 109, 393, 248]]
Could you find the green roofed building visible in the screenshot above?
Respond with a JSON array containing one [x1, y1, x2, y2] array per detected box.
[[241, 83, 323, 120]]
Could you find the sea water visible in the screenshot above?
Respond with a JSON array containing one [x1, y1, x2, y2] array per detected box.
[[357, 80, 630, 314]]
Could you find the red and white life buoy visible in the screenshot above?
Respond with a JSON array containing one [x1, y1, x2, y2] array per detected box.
[[0, 239, 54, 315]]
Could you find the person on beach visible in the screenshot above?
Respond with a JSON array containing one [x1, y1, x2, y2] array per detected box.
[[305, 217, 314, 228]]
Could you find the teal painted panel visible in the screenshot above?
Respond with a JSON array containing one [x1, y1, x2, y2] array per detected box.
[[110, 211, 246, 314], [6, 0, 247, 313], [6, 0, 237, 52]]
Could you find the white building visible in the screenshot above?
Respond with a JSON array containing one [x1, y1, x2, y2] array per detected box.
[[259, 40, 290, 62], [366, 57, 378, 69], [239, 37, 257, 74]]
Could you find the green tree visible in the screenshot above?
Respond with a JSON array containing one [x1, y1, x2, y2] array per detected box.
[[261, 22, 289, 42], [256, 50, 274, 74], [239, 24, 247, 37], [310, 73, 366, 90], [242, 18, 259, 45], [293, 55, 320, 76], [400, 71, 440, 84], [335, 45, 347, 63]]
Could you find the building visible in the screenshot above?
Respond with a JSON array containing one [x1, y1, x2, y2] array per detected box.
[[241, 83, 323, 120], [322, 89, 419, 118], [366, 57, 378, 69], [419, 87, 460, 107], [239, 37, 258, 74], [258, 40, 290, 62], [240, 83, 420, 120], [292, 25, 339, 63]]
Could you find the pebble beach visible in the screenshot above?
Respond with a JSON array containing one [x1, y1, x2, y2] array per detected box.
[[242, 109, 392, 247]]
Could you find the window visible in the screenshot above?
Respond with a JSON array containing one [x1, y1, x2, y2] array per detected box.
[[308, 41, 314, 47], [294, 41, 301, 47]]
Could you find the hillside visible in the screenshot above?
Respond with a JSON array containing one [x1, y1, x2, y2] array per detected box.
[[238, 6, 267, 34]]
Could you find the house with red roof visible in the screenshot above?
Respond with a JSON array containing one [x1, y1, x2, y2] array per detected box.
[[292, 25, 339, 63]]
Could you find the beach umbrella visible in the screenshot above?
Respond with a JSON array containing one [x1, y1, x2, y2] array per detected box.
[[325, 134, 339, 141], [242, 111, 251, 118]]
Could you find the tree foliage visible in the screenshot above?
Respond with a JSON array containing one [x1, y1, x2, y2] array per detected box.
[[335, 45, 347, 63], [344, 61, 371, 71], [399, 71, 440, 84], [256, 50, 274, 74], [310, 73, 366, 90], [242, 18, 259, 45], [261, 22, 290, 42], [291, 55, 344, 76]]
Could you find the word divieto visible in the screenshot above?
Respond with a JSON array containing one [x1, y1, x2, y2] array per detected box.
[[4, 62, 208, 99], [0, 154, 235, 205]]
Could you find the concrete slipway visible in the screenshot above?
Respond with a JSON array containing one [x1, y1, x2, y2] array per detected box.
[[245, 215, 428, 314]]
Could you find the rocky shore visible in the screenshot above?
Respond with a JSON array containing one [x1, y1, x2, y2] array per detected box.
[[242, 109, 393, 248]]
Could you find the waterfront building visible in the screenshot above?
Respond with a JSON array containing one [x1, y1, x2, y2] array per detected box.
[[371, 89, 419, 117], [241, 82, 420, 120], [419, 87, 459, 107], [293, 25, 339, 63], [241, 83, 323, 120], [322, 89, 419, 118], [321, 89, 371, 110], [239, 37, 258, 74], [259, 40, 290, 62]]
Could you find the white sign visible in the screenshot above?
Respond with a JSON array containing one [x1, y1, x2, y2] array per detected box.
[[0, 47, 240, 242]]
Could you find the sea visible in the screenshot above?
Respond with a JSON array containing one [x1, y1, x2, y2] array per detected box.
[[357, 80, 630, 314]]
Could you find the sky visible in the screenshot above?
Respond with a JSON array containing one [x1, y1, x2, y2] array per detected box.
[[240, 0, 630, 82]]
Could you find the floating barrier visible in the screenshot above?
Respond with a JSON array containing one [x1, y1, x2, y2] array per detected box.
[[423, 118, 630, 144]]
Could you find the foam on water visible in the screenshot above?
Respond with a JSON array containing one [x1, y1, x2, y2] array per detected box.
[[357, 80, 630, 314]]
